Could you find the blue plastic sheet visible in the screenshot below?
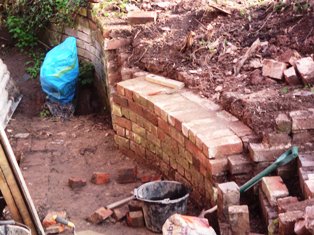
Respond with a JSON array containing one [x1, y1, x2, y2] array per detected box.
[[40, 37, 79, 104]]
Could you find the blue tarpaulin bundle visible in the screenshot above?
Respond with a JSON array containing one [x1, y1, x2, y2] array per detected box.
[[40, 37, 79, 104]]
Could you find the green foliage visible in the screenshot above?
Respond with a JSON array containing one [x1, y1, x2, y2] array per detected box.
[[6, 16, 37, 49], [40, 108, 51, 118], [25, 52, 45, 79], [78, 61, 95, 86], [6, 0, 88, 49]]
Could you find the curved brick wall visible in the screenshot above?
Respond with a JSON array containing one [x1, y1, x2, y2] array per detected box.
[[40, 3, 258, 205], [111, 74, 256, 205]]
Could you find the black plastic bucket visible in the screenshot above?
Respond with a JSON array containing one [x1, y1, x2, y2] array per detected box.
[[135, 181, 189, 233]]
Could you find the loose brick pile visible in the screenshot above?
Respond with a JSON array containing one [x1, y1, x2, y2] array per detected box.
[[111, 74, 256, 204]]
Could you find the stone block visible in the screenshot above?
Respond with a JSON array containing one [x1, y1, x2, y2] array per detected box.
[[284, 67, 301, 85], [295, 57, 314, 85], [127, 11, 158, 25], [126, 211, 145, 227], [68, 177, 87, 189], [86, 207, 113, 224], [261, 176, 289, 206], [116, 166, 137, 184], [228, 154, 252, 175], [217, 181, 240, 220], [275, 113, 292, 133], [278, 210, 304, 235], [91, 172, 110, 185], [228, 205, 250, 235], [262, 59, 287, 80]]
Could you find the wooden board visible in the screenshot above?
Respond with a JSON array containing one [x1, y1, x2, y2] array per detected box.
[[0, 127, 45, 235]]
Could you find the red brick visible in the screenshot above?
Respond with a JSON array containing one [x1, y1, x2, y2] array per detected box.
[[158, 118, 170, 134], [262, 59, 287, 80], [130, 141, 145, 156], [209, 158, 228, 176], [115, 125, 126, 137], [68, 177, 87, 189], [277, 197, 299, 213], [185, 140, 203, 160], [228, 154, 252, 175], [128, 100, 144, 116], [125, 88, 134, 100], [304, 180, 314, 199], [278, 210, 304, 235], [116, 84, 125, 96], [104, 38, 131, 50], [126, 211, 145, 227], [45, 224, 65, 234], [284, 67, 301, 85], [86, 207, 113, 224], [112, 205, 129, 221], [112, 93, 128, 107], [128, 200, 144, 212], [127, 11, 157, 24], [113, 116, 131, 130], [143, 108, 158, 126], [116, 167, 138, 184], [91, 172, 110, 185], [139, 174, 162, 183], [261, 176, 289, 206], [217, 181, 240, 220], [295, 57, 314, 85], [228, 205, 250, 235], [169, 127, 185, 146], [290, 109, 314, 132]]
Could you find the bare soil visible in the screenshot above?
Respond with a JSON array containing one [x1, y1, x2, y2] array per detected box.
[[0, 35, 158, 235], [123, 0, 314, 136]]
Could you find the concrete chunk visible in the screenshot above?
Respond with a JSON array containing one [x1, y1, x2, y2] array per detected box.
[[262, 59, 287, 80]]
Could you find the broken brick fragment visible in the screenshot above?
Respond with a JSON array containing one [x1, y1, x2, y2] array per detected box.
[[112, 204, 129, 221], [262, 59, 287, 80], [116, 166, 137, 184], [68, 177, 87, 189], [91, 172, 110, 185], [126, 211, 145, 227], [86, 207, 113, 224]]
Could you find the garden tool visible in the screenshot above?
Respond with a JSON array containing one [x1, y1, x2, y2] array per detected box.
[[199, 146, 299, 217], [52, 215, 104, 235]]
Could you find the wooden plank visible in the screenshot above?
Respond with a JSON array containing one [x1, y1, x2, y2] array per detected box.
[[0, 165, 23, 223], [0, 128, 45, 235], [0, 144, 37, 234]]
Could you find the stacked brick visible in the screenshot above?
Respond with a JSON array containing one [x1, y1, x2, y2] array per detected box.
[[111, 74, 255, 204], [298, 152, 314, 199]]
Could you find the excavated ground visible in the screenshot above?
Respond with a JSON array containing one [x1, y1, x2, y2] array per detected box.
[[120, 0, 314, 136]]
